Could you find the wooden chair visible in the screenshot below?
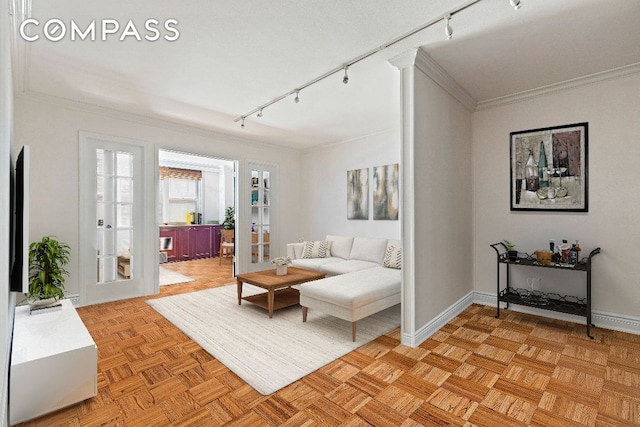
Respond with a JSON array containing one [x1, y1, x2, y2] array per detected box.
[[219, 229, 235, 264]]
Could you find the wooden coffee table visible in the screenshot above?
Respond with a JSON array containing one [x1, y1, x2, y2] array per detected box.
[[236, 267, 325, 318]]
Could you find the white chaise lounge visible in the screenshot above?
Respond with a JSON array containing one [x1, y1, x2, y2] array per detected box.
[[286, 235, 402, 341]]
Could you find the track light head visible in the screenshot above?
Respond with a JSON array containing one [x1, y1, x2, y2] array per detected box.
[[257, 108, 263, 118], [444, 15, 453, 40], [509, 0, 522, 10], [342, 66, 349, 84], [294, 90, 300, 103], [240, 117, 245, 128]]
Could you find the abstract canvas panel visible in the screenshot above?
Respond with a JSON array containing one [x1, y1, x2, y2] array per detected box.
[[373, 163, 399, 220], [347, 168, 369, 220]]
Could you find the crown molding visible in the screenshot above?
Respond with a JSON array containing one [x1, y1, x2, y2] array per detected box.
[[16, 90, 299, 154], [9, 0, 31, 94], [388, 48, 477, 113], [300, 126, 399, 155], [414, 48, 477, 112], [389, 49, 418, 71], [477, 62, 640, 110]]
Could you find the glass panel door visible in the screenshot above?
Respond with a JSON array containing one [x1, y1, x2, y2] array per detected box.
[[80, 132, 152, 306], [96, 149, 134, 283], [251, 169, 270, 264]]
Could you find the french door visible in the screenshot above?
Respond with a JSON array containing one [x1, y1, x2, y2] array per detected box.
[[79, 133, 156, 305], [247, 162, 276, 272]]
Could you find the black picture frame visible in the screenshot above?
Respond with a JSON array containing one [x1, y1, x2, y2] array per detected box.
[[510, 122, 588, 212]]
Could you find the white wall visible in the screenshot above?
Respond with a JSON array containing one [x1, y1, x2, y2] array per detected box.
[[13, 96, 303, 296], [298, 128, 401, 241], [473, 73, 640, 318], [1, 0, 13, 421], [203, 170, 221, 223], [223, 164, 234, 216], [411, 64, 474, 331]]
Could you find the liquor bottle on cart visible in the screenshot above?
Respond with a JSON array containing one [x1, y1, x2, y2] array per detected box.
[[570, 243, 578, 265]]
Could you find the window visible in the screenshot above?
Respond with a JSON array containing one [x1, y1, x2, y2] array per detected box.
[[159, 167, 202, 224]]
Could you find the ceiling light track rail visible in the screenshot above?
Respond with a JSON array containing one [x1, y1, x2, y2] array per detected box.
[[234, 0, 517, 127]]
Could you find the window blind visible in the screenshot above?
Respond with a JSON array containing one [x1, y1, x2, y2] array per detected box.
[[159, 166, 202, 181]]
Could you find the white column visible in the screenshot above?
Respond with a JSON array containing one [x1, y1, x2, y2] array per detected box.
[[389, 49, 418, 346]]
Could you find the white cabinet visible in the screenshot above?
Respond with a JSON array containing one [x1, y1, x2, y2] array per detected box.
[[10, 299, 97, 425]]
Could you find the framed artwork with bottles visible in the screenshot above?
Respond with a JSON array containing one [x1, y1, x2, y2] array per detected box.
[[510, 122, 588, 212]]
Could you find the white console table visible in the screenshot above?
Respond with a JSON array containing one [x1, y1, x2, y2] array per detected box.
[[10, 299, 97, 425]]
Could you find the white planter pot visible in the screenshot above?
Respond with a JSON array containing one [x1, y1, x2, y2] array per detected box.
[[28, 296, 59, 308], [276, 265, 288, 276]]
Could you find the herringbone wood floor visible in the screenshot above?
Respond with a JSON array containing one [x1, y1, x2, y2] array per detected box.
[[16, 257, 640, 426]]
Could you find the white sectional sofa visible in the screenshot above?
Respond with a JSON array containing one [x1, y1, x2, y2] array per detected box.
[[286, 235, 401, 341]]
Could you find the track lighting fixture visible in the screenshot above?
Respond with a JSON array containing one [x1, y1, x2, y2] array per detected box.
[[509, 0, 522, 10], [235, 0, 505, 125], [444, 15, 453, 40], [240, 117, 245, 128]]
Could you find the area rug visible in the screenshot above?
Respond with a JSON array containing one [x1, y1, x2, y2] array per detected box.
[[159, 266, 196, 286], [146, 284, 400, 395]]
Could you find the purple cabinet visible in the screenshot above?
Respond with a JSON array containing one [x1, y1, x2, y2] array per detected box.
[[161, 225, 220, 262], [176, 227, 191, 261], [191, 226, 212, 259], [159, 228, 178, 262]]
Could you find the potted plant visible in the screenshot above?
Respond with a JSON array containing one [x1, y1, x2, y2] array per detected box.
[[271, 256, 292, 276], [28, 236, 70, 306], [222, 206, 235, 230], [502, 240, 518, 262]]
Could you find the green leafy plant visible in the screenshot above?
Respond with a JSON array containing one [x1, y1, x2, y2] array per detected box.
[[502, 240, 518, 261], [28, 236, 70, 301], [222, 206, 235, 230], [502, 240, 516, 251]]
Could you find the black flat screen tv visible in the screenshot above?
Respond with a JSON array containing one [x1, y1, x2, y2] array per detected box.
[[10, 145, 29, 294]]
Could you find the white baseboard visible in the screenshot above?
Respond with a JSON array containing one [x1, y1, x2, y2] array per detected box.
[[64, 292, 81, 307], [472, 291, 640, 336], [404, 291, 640, 347], [403, 292, 475, 347]]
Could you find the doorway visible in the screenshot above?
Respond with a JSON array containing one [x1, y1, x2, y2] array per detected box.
[[158, 150, 236, 283]]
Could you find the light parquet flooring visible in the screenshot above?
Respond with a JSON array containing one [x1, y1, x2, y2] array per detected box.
[[17, 257, 640, 426]]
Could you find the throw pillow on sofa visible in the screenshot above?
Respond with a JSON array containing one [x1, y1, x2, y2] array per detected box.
[[383, 245, 402, 269], [302, 240, 331, 258]]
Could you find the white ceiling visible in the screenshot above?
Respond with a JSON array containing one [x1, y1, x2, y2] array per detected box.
[[18, 0, 640, 149]]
